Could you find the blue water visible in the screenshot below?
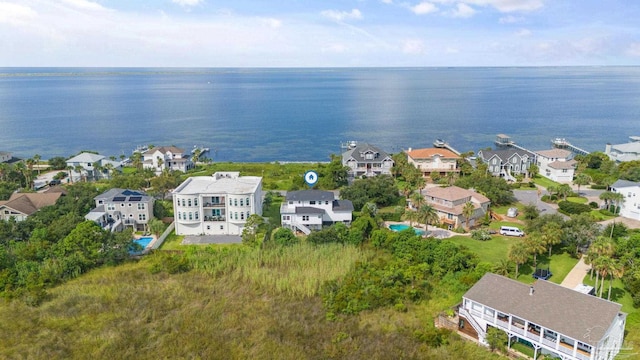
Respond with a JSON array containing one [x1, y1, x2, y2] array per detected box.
[[0, 67, 638, 162], [388, 224, 426, 236], [129, 236, 153, 254]]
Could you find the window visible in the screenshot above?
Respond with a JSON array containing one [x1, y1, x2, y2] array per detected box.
[[181, 199, 186, 207], [240, 199, 244, 206], [283, 215, 290, 220], [234, 199, 238, 206], [138, 214, 146, 221], [195, 212, 199, 220], [246, 197, 249, 205], [194, 198, 198, 206], [137, 203, 145, 210], [234, 212, 238, 220], [189, 212, 193, 220], [310, 201, 316, 205], [220, 225, 224, 230], [121, 203, 125, 207], [325, 201, 329, 205], [98, 200, 103, 204], [188, 199, 192, 207], [562, 169, 568, 173], [206, 225, 210, 230], [240, 213, 244, 220], [178, 212, 181, 220], [302, 215, 309, 221], [492, 159, 497, 165], [128, 203, 132, 207], [107, 204, 115, 211]]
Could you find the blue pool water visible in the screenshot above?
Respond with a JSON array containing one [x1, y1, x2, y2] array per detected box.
[[388, 224, 426, 236], [130, 237, 153, 254]]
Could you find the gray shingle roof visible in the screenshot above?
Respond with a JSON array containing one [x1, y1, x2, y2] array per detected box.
[[295, 207, 326, 214], [286, 190, 335, 202], [342, 143, 391, 163], [333, 199, 354, 212], [95, 188, 152, 202], [611, 179, 640, 188], [464, 273, 624, 346]]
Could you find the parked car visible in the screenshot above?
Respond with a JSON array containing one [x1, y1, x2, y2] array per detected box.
[[49, 179, 61, 186], [500, 226, 524, 237], [506, 207, 518, 218]]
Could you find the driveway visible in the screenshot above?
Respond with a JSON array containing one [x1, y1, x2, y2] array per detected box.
[[513, 188, 563, 218]]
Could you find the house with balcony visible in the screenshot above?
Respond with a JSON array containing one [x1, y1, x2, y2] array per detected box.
[[406, 147, 460, 180], [85, 189, 154, 232], [66, 152, 123, 182], [610, 179, 640, 221], [457, 273, 626, 360], [605, 136, 640, 163], [341, 143, 394, 180], [476, 149, 533, 181], [280, 190, 353, 235], [143, 146, 194, 175], [172, 172, 262, 236], [0, 192, 63, 222], [421, 186, 490, 230], [536, 149, 577, 183]]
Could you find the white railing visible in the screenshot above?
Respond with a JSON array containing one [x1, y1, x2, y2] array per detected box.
[[291, 220, 311, 235], [542, 338, 557, 349], [511, 325, 524, 336], [458, 307, 486, 338]]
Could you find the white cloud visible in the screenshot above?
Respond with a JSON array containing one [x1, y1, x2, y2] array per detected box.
[[627, 43, 640, 57], [0, 2, 37, 26], [60, 0, 109, 12], [463, 0, 543, 13], [411, 2, 438, 15], [320, 9, 363, 22], [260, 18, 282, 29], [402, 39, 426, 54], [172, 0, 205, 6], [499, 15, 524, 23], [515, 28, 531, 36], [451, 3, 476, 18]]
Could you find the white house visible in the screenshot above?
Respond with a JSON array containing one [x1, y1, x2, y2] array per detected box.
[[280, 190, 353, 235], [458, 273, 626, 360], [341, 143, 394, 179], [476, 149, 533, 181], [85, 189, 155, 232], [536, 149, 577, 183], [0, 151, 12, 163], [143, 146, 194, 175], [406, 147, 460, 180], [172, 172, 262, 236], [66, 152, 122, 182], [610, 179, 640, 221], [605, 136, 640, 163], [421, 186, 490, 230]]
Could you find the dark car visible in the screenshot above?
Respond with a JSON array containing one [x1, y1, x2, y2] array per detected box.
[[49, 179, 61, 186]]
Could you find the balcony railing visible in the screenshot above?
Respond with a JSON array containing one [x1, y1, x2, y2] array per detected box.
[[541, 337, 557, 348], [557, 342, 575, 356], [203, 202, 225, 208], [204, 216, 226, 222]]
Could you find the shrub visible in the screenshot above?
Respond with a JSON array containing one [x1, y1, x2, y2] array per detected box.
[[590, 184, 608, 190], [589, 201, 599, 209], [599, 209, 616, 217], [558, 201, 592, 215], [471, 229, 492, 241]]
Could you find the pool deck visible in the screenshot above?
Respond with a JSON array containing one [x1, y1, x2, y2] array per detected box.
[[133, 234, 158, 253]]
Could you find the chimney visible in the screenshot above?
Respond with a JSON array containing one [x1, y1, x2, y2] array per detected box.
[[529, 286, 534, 296]]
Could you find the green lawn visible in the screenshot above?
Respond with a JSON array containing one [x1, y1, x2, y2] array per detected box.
[[589, 210, 616, 222], [447, 235, 521, 265], [531, 176, 559, 189], [567, 196, 588, 204], [158, 231, 187, 251]]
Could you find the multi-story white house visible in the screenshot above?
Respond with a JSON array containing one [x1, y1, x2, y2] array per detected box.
[[172, 172, 262, 236], [280, 190, 353, 235], [610, 179, 640, 221], [341, 143, 394, 180], [421, 186, 490, 230], [536, 149, 577, 183], [85, 189, 154, 232], [605, 136, 640, 163], [66, 152, 122, 182], [143, 146, 194, 175], [458, 273, 626, 360], [476, 149, 533, 181], [406, 147, 460, 180]]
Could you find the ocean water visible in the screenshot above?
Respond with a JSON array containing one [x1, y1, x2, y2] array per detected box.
[[0, 67, 638, 162]]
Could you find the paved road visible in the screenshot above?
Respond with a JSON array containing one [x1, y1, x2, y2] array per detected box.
[[513, 188, 561, 217]]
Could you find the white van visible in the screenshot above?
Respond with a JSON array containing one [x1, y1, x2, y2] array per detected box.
[[500, 226, 525, 237]]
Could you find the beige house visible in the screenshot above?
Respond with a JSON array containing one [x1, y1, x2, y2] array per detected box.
[[536, 149, 577, 183], [422, 186, 490, 230], [0, 192, 63, 221], [406, 148, 460, 180]]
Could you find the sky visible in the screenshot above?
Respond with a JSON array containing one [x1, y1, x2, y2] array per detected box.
[[1, 0, 639, 67]]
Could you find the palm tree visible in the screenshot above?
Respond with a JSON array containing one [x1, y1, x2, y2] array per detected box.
[[402, 209, 418, 228], [417, 204, 439, 231], [524, 233, 546, 269], [410, 191, 425, 210], [546, 185, 557, 198], [509, 242, 529, 279], [493, 259, 512, 277], [573, 173, 591, 195], [610, 192, 624, 215], [462, 201, 475, 231], [33, 154, 41, 175], [66, 165, 75, 184], [556, 184, 572, 201], [541, 222, 563, 257], [608, 259, 624, 301], [74, 165, 85, 182], [595, 256, 616, 298]]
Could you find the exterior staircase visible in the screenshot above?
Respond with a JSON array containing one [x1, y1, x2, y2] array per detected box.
[[291, 220, 312, 235]]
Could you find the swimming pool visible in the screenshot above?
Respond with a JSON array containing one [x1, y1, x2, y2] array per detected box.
[[130, 237, 154, 254], [388, 224, 426, 235]]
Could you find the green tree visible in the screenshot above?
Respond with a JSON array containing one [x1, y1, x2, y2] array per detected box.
[[319, 154, 349, 189], [416, 204, 438, 232], [272, 227, 297, 247], [573, 173, 591, 194], [48, 156, 67, 170], [524, 233, 546, 269], [242, 214, 265, 248], [508, 242, 529, 279], [462, 201, 475, 231], [522, 203, 539, 220], [486, 327, 507, 353], [556, 184, 572, 201], [528, 163, 539, 178], [149, 219, 165, 237], [492, 259, 512, 277], [541, 222, 563, 257]]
